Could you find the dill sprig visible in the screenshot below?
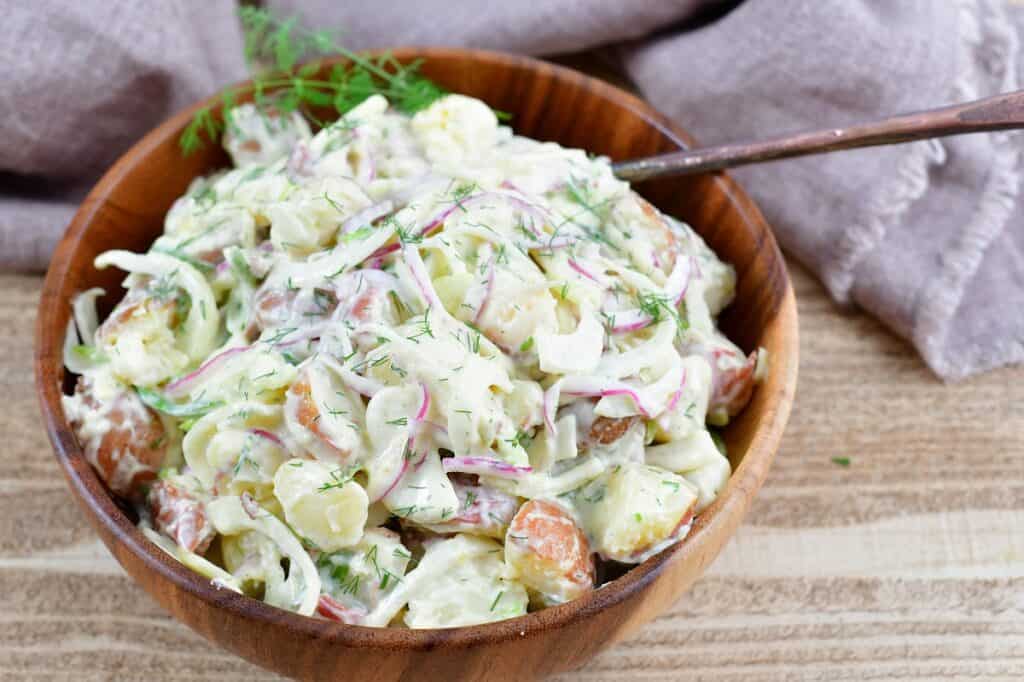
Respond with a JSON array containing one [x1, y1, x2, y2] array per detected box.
[[318, 467, 357, 493], [180, 7, 447, 154], [636, 290, 690, 335]]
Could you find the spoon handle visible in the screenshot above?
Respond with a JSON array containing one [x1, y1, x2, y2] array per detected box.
[[612, 90, 1024, 182]]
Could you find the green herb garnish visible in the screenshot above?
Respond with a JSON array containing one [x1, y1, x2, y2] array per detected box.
[[180, 7, 447, 154], [71, 345, 107, 364], [136, 387, 223, 418]]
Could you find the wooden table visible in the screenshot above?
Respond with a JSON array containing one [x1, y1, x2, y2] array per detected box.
[[2, 261, 1023, 681]]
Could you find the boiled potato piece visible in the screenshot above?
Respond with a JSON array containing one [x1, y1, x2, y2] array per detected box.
[[505, 499, 595, 605], [580, 462, 697, 562], [403, 535, 528, 628], [273, 459, 368, 552]]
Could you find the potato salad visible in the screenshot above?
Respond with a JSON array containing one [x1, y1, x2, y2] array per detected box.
[[62, 93, 765, 628]]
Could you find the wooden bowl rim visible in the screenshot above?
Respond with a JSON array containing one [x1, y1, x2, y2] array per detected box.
[[34, 47, 798, 651]]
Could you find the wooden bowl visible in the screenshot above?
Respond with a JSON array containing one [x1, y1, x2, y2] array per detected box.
[[35, 48, 798, 681]]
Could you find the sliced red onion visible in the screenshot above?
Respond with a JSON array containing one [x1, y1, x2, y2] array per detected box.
[[664, 367, 689, 413], [426, 480, 519, 535], [499, 180, 525, 194], [604, 256, 693, 334], [411, 447, 430, 471], [420, 190, 551, 241], [457, 189, 551, 240], [339, 200, 393, 236], [559, 375, 656, 418], [250, 429, 285, 449], [568, 258, 603, 285], [607, 310, 652, 334], [165, 345, 251, 398], [363, 242, 400, 268], [366, 191, 558, 264], [373, 456, 409, 504], [491, 191, 552, 230], [316, 594, 367, 625], [419, 203, 459, 240], [586, 388, 652, 418], [442, 456, 533, 480], [415, 382, 431, 421], [404, 382, 433, 467]]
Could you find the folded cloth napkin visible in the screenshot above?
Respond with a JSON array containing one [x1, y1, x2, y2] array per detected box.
[[2, 0, 1021, 380]]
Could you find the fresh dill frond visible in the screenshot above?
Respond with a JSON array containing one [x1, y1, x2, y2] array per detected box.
[[318, 467, 357, 493], [180, 6, 448, 154], [504, 429, 533, 449], [149, 270, 178, 301], [635, 290, 689, 334], [180, 106, 225, 155], [405, 307, 433, 343]]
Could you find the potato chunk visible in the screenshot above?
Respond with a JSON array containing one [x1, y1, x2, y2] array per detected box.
[[505, 499, 595, 605], [580, 463, 697, 562], [64, 375, 168, 499]]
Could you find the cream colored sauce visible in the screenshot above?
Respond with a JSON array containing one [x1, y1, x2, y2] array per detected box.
[[64, 92, 763, 628]]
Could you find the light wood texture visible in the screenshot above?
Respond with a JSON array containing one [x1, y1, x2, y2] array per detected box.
[[31, 50, 796, 680], [612, 89, 1024, 181], [8, 260, 1024, 680]]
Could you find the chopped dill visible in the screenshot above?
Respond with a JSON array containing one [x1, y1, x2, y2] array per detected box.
[[636, 290, 689, 334], [340, 572, 362, 596], [406, 307, 433, 342], [504, 429, 533, 449], [318, 467, 356, 493], [180, 6, 447, 154]]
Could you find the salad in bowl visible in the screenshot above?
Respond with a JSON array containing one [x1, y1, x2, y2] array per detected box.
[[61, 91, 765, 629]]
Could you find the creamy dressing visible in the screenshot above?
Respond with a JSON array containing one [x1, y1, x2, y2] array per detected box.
[[62, 93, 764, 628]]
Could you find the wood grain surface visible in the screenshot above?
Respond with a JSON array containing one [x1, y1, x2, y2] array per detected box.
[[5, 258, 1023, 680]]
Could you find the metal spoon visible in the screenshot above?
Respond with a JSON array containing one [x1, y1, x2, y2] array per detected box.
[[612, 90, 1024, 182]]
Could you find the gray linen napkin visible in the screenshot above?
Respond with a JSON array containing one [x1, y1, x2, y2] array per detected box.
[[2, 0, 1021, 380]]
